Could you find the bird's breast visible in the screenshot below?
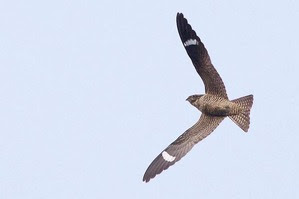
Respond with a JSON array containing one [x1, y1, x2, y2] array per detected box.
[[196, 95, 236, 116], [202, 103, 231, 116]]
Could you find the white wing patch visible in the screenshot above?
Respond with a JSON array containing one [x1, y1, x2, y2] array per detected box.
[[184, 39, 199, 47], [162, 151, 176, 162]]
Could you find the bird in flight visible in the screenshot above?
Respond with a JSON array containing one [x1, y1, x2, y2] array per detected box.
[[143, 13, 254, 183]]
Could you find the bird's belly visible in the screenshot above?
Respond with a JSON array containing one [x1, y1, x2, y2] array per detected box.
[[201, 103, 232, 116]]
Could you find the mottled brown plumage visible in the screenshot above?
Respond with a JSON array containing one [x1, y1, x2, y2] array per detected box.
[[143, 13, 254, 183]]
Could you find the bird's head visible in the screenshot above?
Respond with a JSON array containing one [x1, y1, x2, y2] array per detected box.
[[186, 94, 203, 106]]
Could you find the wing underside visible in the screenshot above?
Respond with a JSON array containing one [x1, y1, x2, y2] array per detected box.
[[176, 13, 227, 98], [143, 114, 224, 182]]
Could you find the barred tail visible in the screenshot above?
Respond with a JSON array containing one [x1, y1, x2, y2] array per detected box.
[[229, 95, 254, 132]]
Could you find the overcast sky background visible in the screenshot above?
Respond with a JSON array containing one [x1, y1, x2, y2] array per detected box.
[[1, 0, 299, 198]]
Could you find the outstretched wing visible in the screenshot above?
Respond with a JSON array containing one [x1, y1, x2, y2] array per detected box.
[[143, 114, 224, 182], [176, 13, 227, 98]]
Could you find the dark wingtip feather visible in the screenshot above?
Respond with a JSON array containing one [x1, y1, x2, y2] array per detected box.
[[143, 153, 172, 183]]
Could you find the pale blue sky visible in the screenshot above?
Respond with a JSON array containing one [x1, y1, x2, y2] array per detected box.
[[1, 0, 299, 198]]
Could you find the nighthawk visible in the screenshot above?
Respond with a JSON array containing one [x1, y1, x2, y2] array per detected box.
[[143, 13, 253, 183]]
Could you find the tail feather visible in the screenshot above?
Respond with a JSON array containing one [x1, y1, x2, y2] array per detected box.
[[229, 95, 253, 132]]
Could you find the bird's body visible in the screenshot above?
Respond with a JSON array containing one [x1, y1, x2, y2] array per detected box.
[[143, 13, 254, 183], [188, 94, 243, 116]]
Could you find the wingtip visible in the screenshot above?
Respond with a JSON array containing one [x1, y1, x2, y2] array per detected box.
[[142, 175, 151, 183], [142, 167, 153, 183], [176, 12, 184, 19]]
